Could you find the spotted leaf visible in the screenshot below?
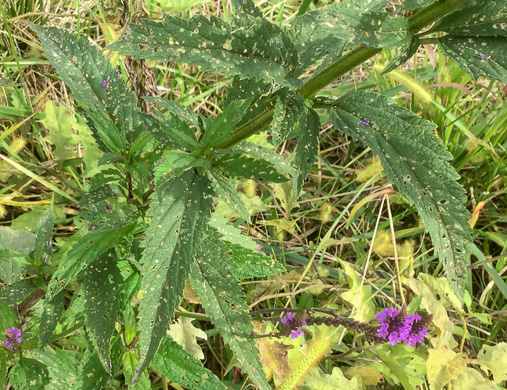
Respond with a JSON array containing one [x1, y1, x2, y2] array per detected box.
[[190, 230, 271, 390], [31, 26, 143, 153], [133, 170, 213, 386], [82, 253, 123, 372], [108, 15, 300, 88], [330, 92, 472, 300]]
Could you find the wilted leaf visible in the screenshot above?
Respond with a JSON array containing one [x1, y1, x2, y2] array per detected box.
[[168, 317, 207, 360], [427, 348, 468, 390]]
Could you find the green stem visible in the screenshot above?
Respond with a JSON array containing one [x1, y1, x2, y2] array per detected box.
[[214, 0, 470, 150]]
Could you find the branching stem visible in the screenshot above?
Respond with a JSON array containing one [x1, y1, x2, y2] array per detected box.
[[214, 0, 471, 150]]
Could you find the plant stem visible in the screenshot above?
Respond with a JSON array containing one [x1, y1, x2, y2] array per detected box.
[[214, 0, 470, 150]]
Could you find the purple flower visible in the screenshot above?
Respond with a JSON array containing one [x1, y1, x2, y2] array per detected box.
[[358, 119, 370, 126], [102, 77, 110, 88], [477, 54, 491, 60], [2, 327, 22, 350], [280, 312, 306, 339], [375, 307, 431, 347], [376, 307, 411, 346], [405, 314, 429, 347]]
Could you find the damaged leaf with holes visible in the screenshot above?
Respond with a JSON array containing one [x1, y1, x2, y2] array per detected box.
[[330, 92, 472, 300]]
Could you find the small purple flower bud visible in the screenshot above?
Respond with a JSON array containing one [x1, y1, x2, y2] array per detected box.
[[2, 327, 22, 350], [102, 77, 110, 88], [477, 55, 491, 60], [280, 312, 306, 339], [358, 119, 370, 126]]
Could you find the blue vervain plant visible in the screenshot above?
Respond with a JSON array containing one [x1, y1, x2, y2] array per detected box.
[[1, 0, 505, 388]]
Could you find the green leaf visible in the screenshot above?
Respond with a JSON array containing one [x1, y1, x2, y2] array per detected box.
[[430, 0, 507, 35], [235, 141, 297, 179], [144, 96, 200, 129], [382, 36, 421, 74], [400, 0, 438, 10], [190, 231, 270, 390], [294, 108, 320, 195], [134, 170, 213, 386], [0, 301, 16, 330], [216, 154, 288, 183], [287, 23, 345, 78], [294, 0, 410, 48], [145, 107, 200, 150], [0, 278, 38, 306], [226, 242, 286, 279], [270, 91, 306, 146], [108, 15, 301, 88], [201, 99, 252, 149], [0, 226, 35, 254], [9, 358, 49, 390], [30, 26, 141, 153], [153, 337, 226, 390], [330, 91, 472, 300], [154, 151, 210, 184], [437, 35, 507, 82], [38, 291, 64, 348], [231, 0, 262, 18], [74, 349, 109, 390], [207, 165, 251, 222], [34, 211, 53, 268], [208, 215, 260, 251], [82, 253, 123, 371], [0, 226, 35, 283], [123, 352, 152, 390], [31, 349, 78, 388], [45, 214, 137, 301]]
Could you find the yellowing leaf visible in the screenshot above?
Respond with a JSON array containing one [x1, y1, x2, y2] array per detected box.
[[257, 339, 291, 381], [304, 367, 362, 390], [418, 273, 464, 315], [475, 342, 507, 384], [274, 180, 298, 214], [168, 317, 207, 360], [451, 367, 498, 390], [406, 276, 457, 349], [41, 101, 81, 162], [427, 348, 468, 390], [345, 365, 382, 388], [339, 259, 375, 322]]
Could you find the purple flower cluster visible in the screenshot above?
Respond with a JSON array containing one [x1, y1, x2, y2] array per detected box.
[[2, 327, 22, 350], [280, 312, 307, 339], [376, 307, 430, 347]]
